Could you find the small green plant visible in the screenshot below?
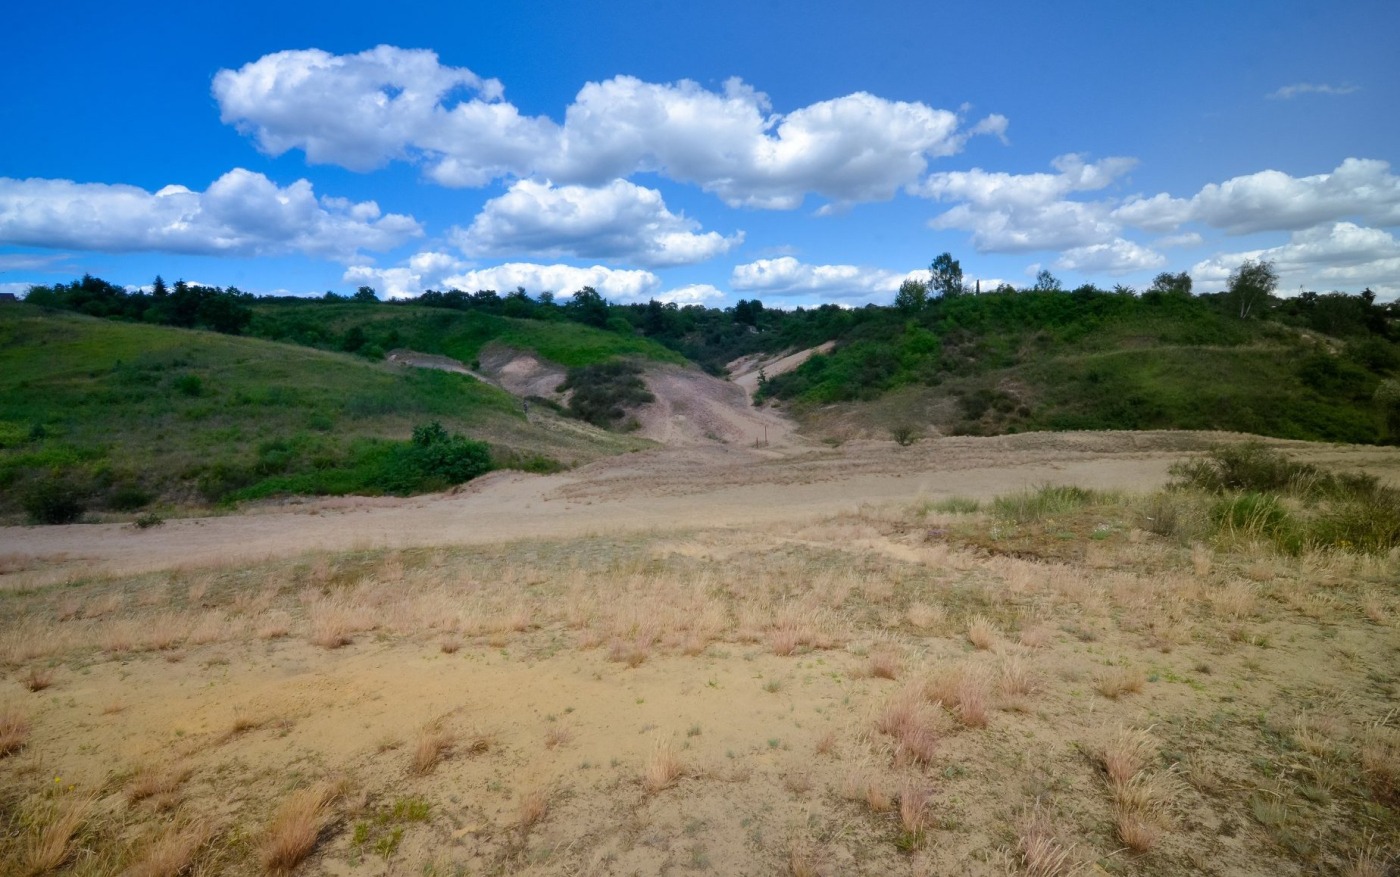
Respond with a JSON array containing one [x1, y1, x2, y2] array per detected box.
[[993, 484, 1098, 523], [890, 424, 920, 447], [133, 512, 165, 529], [173, 373, 204, 397]]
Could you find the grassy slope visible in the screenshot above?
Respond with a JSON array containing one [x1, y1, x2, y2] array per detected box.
[[0, 305, 644, 518], [249, 302, 688, 369], [765, 293, 1393, 444]]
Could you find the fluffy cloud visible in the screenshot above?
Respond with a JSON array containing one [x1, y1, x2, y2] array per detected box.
[[1053, 239, 1166, 274], [343, 251, 467, 298], [731, 256, 915, 301], [1268, 83, 1359, 100], [655, 283, 726, 304], [913, 154, 1137, 252], [0, 170, 421, 259], [1190, 222, 1400, 296], [214, 47, 1004, 208], [1115, 159, 1400, 235], [440, 262, 659, 302], [452, 179, 741, 266]]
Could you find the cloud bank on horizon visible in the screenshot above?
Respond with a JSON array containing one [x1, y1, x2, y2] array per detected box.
[[1, 25, 1396, 303]]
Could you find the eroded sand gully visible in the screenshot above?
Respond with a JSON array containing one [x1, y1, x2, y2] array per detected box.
[[1, 431, 1398, 875]]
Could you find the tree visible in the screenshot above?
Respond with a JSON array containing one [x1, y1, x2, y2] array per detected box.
[[1031, 269, 1062, 292], [152, 275, 168, 299], [1225, 259, 1278, 319], [893, 278, 929, 313], [929, 252, 966, 298], [1146, 271, 1192, 298], [565, 286, 610, 327], [1376, 379, 1400, 443], [352, 286, 378, 302]]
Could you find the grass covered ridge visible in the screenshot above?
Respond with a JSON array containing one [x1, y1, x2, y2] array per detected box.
[[0, 306, 639, 520]]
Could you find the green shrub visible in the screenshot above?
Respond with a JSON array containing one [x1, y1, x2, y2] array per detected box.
[[107, 483, 152, 511], [557, 360, 655, 428], [993, 484, 1100, 523], [22, 476, 87, 524], [173, 373, 204, 397], [409, 421, 492, 486], [891, 424, 920, 447]]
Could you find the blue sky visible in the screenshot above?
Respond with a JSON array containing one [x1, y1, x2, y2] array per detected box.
[[2, 0, 1398, 305]]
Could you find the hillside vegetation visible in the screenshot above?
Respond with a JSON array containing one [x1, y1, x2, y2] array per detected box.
[[0, 306, 645, 522], [754, 285, 1400, 444]]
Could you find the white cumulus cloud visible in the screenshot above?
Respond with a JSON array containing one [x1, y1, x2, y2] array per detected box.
[[1190, 222, 1400, 297], [655, 283, 727, 304], [1054, 239, 1166, 274], [0, 170, 421, 259], [730, 256, 916, 302], [343, 251, 467, 298], [440, 262, 660, 302], [214, 46, 1005, 209], [1114, 158, 1400, 235], [913, 154, 1137, 252], [452, 179, 741, 266]]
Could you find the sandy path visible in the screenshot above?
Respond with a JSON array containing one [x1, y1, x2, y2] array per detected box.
[[7, 429, 1394, 584]]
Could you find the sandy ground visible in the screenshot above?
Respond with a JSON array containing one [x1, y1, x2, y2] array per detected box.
[[2, 427, 1399, 875], [3, 430, 1398, 588]]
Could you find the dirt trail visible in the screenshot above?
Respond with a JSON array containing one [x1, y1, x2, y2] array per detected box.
[[6, 431, 1395, 586], [727, 342, 834, 396]]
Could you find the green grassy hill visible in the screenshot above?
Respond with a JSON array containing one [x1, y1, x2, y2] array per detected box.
[[758, 290, 1399, 443], [249, 301, 687, 368], [0, 305, 647, 522]]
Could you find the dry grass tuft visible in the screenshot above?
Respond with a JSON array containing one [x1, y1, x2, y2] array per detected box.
[[1209, 581, 1257, 619], [1, 703, 31, 756], [1342, 850, 1391, 877], [439, 634, 462, 654], [126, 817, 216, 877], [1360, 723, 1400, 803], [643, 735, 684, 793], [543, 726, 573, 749], [1115, 807, 1163, 854], [868, 646, 902, 680], [517, 784, 551, 829], [258, 784, 337, 875], [906, 602, 945, 630], [22, 666, 55, 692], [1018, 626, 1050, 649], [1094, 666, 1145, 700], [127, 764, 193, 803], [813, 729, 837, 757], [898, 781, 931, 837], [789, 839, 827, 877], [1100, 727, 1156, 787], [966, 614, 998, 650], [876, 685, 941, 763], [410, 723, 456, 776], [21, 790, 97, 875], [999, 656, 1039, 698], [1017, 813, 1076, 877]]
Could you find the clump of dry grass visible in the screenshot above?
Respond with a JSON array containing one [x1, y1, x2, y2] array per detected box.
[[1100, 728, 1155, 788], [1094, 666, 1145, 700], [1360, 722, 1400, 803], [876, 684, 942, 764], [1, 703, 32, 756], [20, 790, 97, 875], [1018, 626, 1050, 648], [788, 839, 828, 877], [1342, 849, 1391, 877], [517, 784, 551, 829], [906, 602, 945, 630], [543, 726, 573, 749], [607, 636, 652, 668], [814, 729, 837, 757], [127, 764, 193, 804], [898, 781, 931, 844], [126, 817, 215, 877], [868, 646, 902, 680], [22, 666, 54, 692], [643, 735, 684, 793], [256, 611, 292, 640], [1017, 812, 1076, 877], [926, 666, 991, 728], [999, 656, 1039, 699], [258, 784, 337, 875], [1115, 807, 1163, 854], [966, 614, 998, 650], [410, 723, 456, 776], [439, 634, 462, 654], [1209, 581, 1257, 619]]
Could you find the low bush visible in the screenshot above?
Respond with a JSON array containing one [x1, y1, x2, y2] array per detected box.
[[557, 360, 655, 429], [22, 476, 87, 524]]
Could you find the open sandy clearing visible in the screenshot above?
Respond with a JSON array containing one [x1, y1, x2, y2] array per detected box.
[[1, 433, 1398, 876]]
